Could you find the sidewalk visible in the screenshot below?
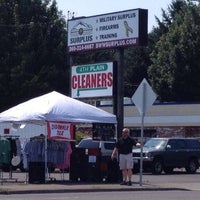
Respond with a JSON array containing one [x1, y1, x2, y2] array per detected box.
[[0, 179, 196, 195], [0, 181, 187, 195], [0, 171, 199, 194]]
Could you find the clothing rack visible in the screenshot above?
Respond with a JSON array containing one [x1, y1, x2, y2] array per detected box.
[[0, 165, 18, 184], [3, 135, 20, 138], [0, 136, 20, 184], [24, 137, 72, 183]]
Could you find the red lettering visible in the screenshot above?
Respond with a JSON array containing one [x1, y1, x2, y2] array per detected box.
[[101, 73, 107, 87], [77, 75, 81, 88], [85, 74, 91, 88], [72, 76, 77, 89], [97, 73, 101, 87], [57, 130, 64, 136], [91, 74, 96, 88], [81, 74, 86, 88], [107, 72, 113, 86], [72, 72, 113, 89]]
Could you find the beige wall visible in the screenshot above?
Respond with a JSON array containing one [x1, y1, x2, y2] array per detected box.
[[98, 103, 200, 127]]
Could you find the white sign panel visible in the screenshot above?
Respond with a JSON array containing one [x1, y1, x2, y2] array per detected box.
[[68, 9, 147, 52], [131, 78, 157, 115], [71, 62, 113, 98], [47, 122, 74, 140]]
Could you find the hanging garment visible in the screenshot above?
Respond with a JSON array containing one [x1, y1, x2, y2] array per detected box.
[[0, 139, 11, 164]]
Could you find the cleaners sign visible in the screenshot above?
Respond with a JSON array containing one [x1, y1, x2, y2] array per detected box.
[[71, 62, 113, 98], [47, 121, 74, 140], [67, 9, 147, 52]]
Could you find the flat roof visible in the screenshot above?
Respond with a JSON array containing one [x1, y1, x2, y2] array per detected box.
[[98, 102, 200, 127]]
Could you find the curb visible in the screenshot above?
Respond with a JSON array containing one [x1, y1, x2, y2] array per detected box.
[[0, 185, 189, 195]]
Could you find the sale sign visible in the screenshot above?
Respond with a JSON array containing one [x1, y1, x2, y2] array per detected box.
[[47, 121, 74, 140]]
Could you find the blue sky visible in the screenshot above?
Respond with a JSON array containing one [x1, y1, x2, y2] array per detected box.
[[56, 0, 173, 32]]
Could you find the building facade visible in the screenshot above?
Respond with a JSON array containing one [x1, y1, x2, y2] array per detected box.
[[98, 101, 200, 140]]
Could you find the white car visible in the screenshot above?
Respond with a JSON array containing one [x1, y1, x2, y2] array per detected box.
[[76, 137, 116, 157]]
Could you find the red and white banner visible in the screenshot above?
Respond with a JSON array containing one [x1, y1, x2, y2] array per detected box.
[[47, 121, 74, 140]]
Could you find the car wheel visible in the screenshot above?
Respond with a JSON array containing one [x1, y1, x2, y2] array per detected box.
[[186, 159, 197, 174], [152, 159, 163, 174]]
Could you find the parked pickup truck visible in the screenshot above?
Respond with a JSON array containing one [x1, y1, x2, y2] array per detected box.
[[132, 138, 200, 174]]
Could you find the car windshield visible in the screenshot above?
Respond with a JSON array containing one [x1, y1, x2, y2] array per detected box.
[[77, 139, 99, 148], [144, 139, 168, 149]]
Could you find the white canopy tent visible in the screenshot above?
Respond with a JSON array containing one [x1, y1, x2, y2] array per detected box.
[[0, 91, 116, 124], [0, 91, 117, 182]]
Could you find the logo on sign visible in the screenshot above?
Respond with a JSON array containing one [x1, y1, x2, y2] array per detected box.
[[70, 21, 93, 44]]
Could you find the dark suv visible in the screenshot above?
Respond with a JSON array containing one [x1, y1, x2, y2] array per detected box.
[[132, 138, 200, 174]]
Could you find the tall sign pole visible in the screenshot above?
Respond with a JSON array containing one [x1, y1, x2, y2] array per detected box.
[[117, 48, 124, 138], [140, 82, 145, 186], [132, 78, 157, 186]]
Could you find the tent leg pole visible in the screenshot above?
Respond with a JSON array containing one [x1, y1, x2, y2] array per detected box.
[[45, 122, 48, 183]]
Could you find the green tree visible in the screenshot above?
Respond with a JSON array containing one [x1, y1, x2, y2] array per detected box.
[[148, 0, 200, 101], [0, 0, 68, 111], [124, 46, 151, 97]]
